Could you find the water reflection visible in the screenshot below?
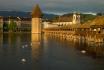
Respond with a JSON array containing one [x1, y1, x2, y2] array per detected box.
[[45, 34, 104, 58], [0, 33, 104, 70], [0, 34, 3, 47], [31, 34, 42, 60], [61, 35, 104, 58], [31, 34, 42, 69], [0, 33, 32, 70]]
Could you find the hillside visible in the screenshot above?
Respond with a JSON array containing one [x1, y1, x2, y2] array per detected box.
[[0, 11, 58, 20], [52, 13, 97, 23]]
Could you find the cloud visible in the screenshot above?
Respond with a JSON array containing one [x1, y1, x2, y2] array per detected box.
[[0, 0, 104, 14]]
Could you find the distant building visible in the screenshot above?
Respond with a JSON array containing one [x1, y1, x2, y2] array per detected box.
[[0, 16, 31, 32], [90, 16, 104, 34], [43, 12, 80, 28], [43, 22, 58, 28], [20, 17, 31, 32]]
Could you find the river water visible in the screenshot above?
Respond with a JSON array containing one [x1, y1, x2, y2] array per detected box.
[[0, 33, 104, 70]]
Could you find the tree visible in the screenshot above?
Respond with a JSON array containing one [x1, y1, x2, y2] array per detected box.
[[8, 19, 17, 32]]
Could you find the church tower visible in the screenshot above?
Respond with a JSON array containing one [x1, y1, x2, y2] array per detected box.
[[31, 4, 42, 34], [73, 12, 80, 24]]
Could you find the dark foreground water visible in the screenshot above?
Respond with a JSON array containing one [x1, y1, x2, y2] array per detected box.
[[0, 33, 104, 70]]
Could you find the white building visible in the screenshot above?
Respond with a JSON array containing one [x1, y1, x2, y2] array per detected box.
[[43, 12, 80, 29], [43, 22, 58, 28]]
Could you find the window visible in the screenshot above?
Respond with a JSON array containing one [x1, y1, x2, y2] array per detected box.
[[93, 29, 97, 31]]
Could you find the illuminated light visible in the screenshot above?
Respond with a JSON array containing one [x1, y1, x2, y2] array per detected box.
[[21, 58, 26, 62], [81, 50, 86, 54]]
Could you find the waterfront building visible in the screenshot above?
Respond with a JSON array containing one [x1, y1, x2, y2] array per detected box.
[[20, 17, 31, 32], [43, 12, 81, 29], [52, 15, 73, 26], [90, 16, 104, 34], [43, 22, 59, 28], [77, 16, 104, 35], [0, 16, 31, 32]]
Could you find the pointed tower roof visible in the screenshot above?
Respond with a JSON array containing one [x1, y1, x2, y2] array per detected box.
[[32, 4, 42, 18]]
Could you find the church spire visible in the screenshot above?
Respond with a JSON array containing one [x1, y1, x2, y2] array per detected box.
[[32, 4, 42, 18]]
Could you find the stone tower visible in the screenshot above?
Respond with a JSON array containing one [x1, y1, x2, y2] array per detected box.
[[31, 4, 42, 34], [73, 12, 80, 24]]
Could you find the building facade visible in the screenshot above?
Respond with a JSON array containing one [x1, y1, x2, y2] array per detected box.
[[0, 16, 31, 32]]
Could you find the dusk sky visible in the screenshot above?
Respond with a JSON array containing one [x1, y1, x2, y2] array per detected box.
[[0, 0, 104, 14]]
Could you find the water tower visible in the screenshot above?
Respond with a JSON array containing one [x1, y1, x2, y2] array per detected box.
[[31, 4, 42, 34]]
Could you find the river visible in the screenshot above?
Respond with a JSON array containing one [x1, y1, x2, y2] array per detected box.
[[0, 33, 104, 70]]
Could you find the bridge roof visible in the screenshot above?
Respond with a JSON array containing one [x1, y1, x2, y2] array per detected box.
[[91, 16, 104, 26], [79, 21, 91, 28]]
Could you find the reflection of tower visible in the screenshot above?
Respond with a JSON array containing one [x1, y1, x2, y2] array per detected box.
[[31, 4, 42, 34], [31, 34, 41, 44], [73, 12, 80, 24], [31, 34, 41, 65]]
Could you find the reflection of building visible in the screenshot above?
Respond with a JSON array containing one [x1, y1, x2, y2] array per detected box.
[[0, 34, 3, 47], [31, 34, 41, 43], [31, 4, 42, 34], [31, 34, 41, 63]]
